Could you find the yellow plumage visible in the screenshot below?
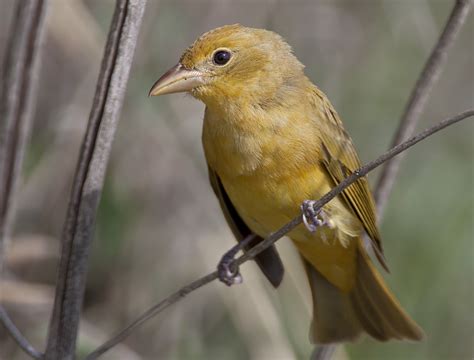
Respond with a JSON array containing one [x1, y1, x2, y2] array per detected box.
[[150, 24, 423, 344]]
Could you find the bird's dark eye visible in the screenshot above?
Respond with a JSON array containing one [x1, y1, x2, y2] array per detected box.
[[213, 50, 231, 65]]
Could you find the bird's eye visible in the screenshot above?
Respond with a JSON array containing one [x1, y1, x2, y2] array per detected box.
[[213, 50, 231, 65]]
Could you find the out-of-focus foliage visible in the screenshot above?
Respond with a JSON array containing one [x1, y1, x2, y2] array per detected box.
[[0, 1, 472, 359]]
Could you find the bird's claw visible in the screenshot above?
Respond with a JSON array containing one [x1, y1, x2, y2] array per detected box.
[[216, 234, 256, 286], [301, 200, 328, 233], [217, 255, 243, 286]]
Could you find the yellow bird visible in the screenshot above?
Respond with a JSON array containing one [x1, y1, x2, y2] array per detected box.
[[149, 24, 423, 344]]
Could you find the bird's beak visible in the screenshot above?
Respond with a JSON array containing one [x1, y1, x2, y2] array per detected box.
[[148, 63, 205, 96]]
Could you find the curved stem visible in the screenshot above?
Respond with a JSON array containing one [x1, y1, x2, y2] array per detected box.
[[374, 0, 472, 218], [85, 110, 473, 359]]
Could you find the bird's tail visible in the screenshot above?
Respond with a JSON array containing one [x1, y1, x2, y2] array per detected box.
[[304, 239, 424, 344]]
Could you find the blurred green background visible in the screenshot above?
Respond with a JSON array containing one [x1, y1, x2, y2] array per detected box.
[[0, 0, 472, 359]]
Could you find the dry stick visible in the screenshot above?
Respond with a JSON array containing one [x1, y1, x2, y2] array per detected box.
[[44, 1, 146, 359], [234, 111, 473, 265], [89, 1, 472, 357], [0, 0, 48, 359], [374, 0, 472, 217], [312, 1, 472, 359], [0, 0, 48, 268], [0, 307, 42, 359], [315, 1, 473, 358], [85, 110, 473, 360]]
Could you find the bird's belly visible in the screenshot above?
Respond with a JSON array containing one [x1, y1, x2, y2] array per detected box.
[[221, 166, 362, 291], [220, 165, 337, 237]]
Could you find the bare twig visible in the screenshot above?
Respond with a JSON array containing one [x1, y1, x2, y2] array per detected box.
[[315, 2, 471, 358], [86, 1, 471, 358], [234, 111, 473, 265], [44, 1, 147, 359], [0, 306, 43, 359], [84, 272, 219, 360], [85, 110, 473, 359], [374, 0, 472, 217], [0, 0, 48, 264], [0, 0, 48, 358]]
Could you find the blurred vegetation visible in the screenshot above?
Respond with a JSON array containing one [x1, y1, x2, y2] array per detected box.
[[0, 1, 472, 359]]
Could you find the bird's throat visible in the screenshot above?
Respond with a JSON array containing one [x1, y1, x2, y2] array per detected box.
[[202, 105, 267, 178]]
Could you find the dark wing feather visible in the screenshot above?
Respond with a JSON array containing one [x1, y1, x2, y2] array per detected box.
[[208, 166, 284, 287]]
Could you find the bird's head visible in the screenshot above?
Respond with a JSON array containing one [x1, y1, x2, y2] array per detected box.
[[149, 24, 305, 107]]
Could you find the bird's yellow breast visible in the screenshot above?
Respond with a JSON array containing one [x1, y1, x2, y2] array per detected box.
[[203, 103, 362, 290], [203, 102, 313, 224]]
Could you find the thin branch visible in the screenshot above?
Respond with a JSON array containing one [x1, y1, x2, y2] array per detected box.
[[374, 0, 472, 217], [316, 1, 471, 358], [44, 0, 147, 359], [85, 110, 473, 360], [86, 1, 471, 357], [0, 0, 48, 265], [0, 306, 42, 359], [84, 272, 219, 360], [87, 1, 471, 358], [0, 0, 48, 358], [235, 110, 473, 265]]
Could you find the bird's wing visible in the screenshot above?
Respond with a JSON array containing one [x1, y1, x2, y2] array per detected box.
[[316, 97, 388, 271], [208, 165, 284, 287]]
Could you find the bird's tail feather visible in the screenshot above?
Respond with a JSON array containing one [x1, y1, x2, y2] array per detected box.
[[305, 239, 424, 344]]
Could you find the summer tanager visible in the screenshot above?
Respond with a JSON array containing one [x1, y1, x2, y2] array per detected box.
[[149, 24, 423, 344]]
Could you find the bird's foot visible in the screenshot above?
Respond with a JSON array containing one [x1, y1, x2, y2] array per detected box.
[[301, 200, 329, 233], [217, 234, 256, 286], [217, 254, 242, 286]]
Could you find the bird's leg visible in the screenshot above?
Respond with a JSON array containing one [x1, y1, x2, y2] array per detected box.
[[301, 200, 329, 233], [217, 234, 256, 286]]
